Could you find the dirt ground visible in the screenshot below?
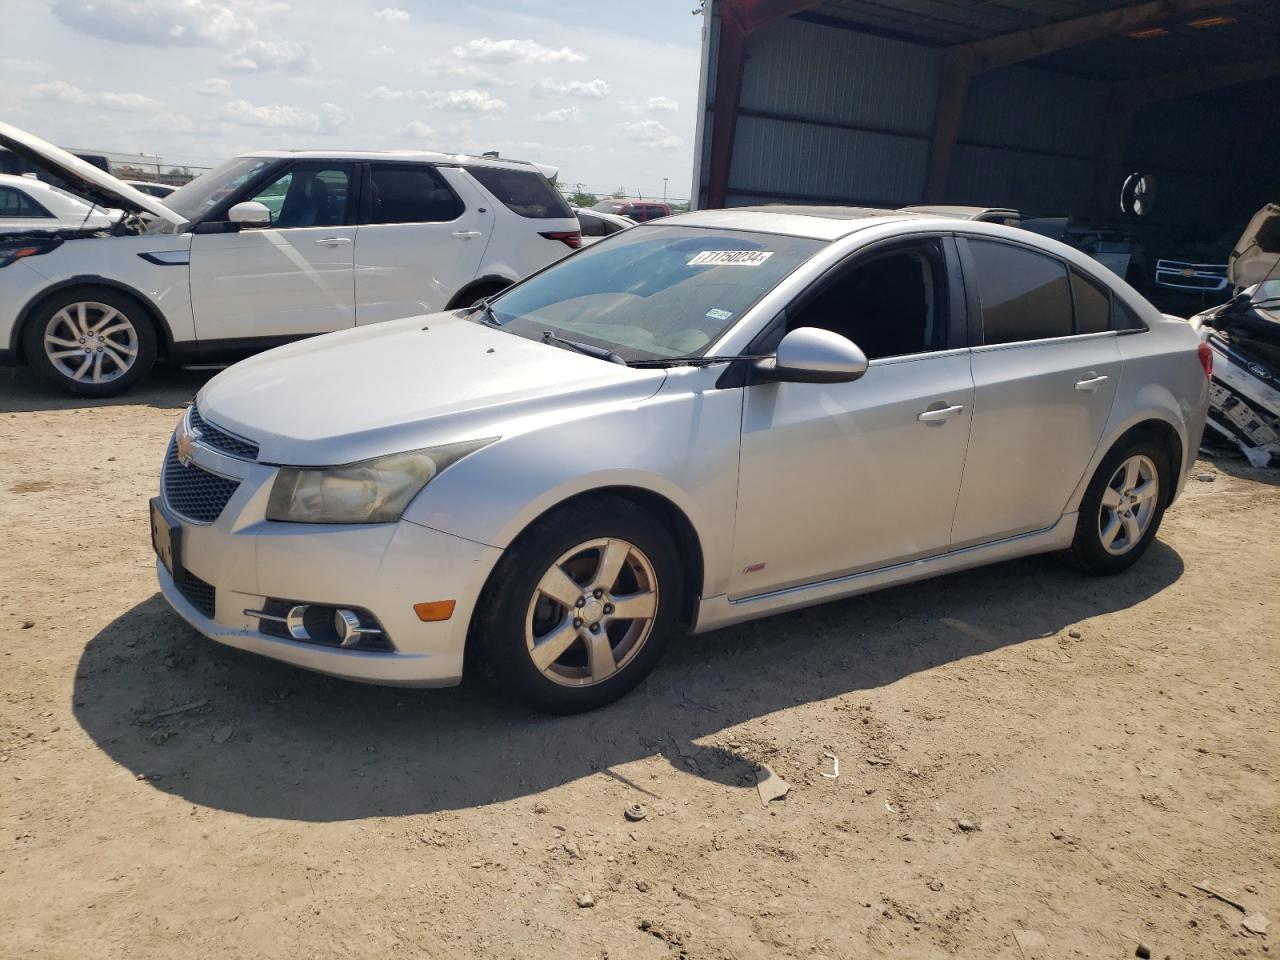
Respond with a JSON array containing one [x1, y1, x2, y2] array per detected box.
[[1, 362, 1277, 960]]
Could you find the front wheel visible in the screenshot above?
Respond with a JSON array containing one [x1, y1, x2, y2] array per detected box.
[[22, 287, 157, 397], [1068, 439, 1169, 574], [474, 497, 684, 713]]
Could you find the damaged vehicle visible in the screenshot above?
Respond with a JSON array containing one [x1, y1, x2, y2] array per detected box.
[[0, 121, 580, 397], [1189, 203, 1280, 467]]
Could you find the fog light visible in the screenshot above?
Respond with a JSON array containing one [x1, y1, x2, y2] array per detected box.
[[334, 608, 363, 647]]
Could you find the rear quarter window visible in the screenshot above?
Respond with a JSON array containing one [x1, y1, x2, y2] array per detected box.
[[1070, 268, 1111, 335], [464, 165, 573, 219]]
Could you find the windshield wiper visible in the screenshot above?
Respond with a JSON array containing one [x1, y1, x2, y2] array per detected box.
[[541, 331, 627, 365], [627, 353, 772, 369], [467, 298, 501, 326]]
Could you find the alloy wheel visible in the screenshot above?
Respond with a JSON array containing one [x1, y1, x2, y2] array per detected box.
[[1098, 454, 1159, 556], [524, 537, 659, 687], [43, 301, 139, 385]]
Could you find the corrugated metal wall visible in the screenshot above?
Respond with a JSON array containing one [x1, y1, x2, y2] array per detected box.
[[697, 3, 1273, 231]]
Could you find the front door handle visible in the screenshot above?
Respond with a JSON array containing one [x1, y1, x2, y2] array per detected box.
[[314, 237, 351, 246], [918, 403, 965, 423], [451, 231, 483, 240], [1075, 374, 1109, 392]]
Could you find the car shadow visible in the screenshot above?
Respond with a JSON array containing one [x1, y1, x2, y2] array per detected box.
[[0, 365, 214, 413], [73, 543, 1184, 822]]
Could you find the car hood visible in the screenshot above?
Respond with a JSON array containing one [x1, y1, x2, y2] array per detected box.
[[0, 121, 185, 226], [197, 312, 667, 466], [1230, 203, 1280, 289]]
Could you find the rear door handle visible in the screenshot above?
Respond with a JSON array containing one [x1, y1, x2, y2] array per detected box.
[[1075, 374, 1109, 392], [314, 237, 351, 246], [918, 403, 965, 423], [451, 231, 483, 240]]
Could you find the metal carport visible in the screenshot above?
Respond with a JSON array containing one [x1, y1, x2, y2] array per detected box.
[[690, 0, 1278, 241]]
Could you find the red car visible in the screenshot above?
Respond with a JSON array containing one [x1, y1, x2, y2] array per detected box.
[[591, 198, 671, 222]]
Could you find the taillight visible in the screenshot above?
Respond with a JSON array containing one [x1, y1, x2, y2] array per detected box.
[[539, 230, 582, 249], [1197, 341, 1213, 379]]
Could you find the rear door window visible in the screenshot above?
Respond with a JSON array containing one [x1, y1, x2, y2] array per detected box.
[[968, 239, 1073, 345], [366, 163, 462, 224], [464, 165, 573, 219]]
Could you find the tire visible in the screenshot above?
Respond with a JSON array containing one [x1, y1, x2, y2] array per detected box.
[[1067, 437, 1169, 574], [474, 496, 684, 714], [22, 286, 158, 398], [450, 283, 509, 310]]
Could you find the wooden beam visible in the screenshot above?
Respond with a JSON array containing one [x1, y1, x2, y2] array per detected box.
[[923, 50, 973, 202], [704, 0, 824, 208], [706, 8, 749, 209], [962, 0, 1241, 75]]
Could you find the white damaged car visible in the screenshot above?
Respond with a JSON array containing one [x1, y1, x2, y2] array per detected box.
[[1189, 204, 1280, 466]]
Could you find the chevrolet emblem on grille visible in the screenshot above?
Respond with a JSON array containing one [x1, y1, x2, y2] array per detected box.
[[176, 421, 201, 467]]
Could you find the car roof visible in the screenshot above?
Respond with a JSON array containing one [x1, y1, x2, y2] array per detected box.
[[903, 204, 1019, 219], [661, 204, 934, 241], [237, 149, 556, 177], [0, 172, 55, 191]]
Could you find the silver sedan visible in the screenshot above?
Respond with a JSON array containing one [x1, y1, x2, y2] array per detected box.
[[151, 206, 1210, 712]]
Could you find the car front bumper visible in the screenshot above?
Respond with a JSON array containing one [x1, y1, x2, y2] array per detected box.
[[153, 433, 503, 686]]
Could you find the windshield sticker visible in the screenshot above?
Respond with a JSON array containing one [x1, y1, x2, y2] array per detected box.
[[688, 250, 774, 267], [705, 308, 734, 321]]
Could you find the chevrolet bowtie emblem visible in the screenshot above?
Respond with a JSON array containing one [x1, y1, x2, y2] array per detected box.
[[176, 423, 200, 467]]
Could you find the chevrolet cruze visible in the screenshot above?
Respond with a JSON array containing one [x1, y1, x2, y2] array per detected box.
[[150, 206, 1210, 712]]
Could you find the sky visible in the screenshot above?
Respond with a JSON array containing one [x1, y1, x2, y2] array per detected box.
[[0, 0, 705, 201]]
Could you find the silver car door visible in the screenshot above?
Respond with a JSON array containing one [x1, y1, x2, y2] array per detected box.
[[730, 236, 975, 598], [950, 237, 1123, 547]]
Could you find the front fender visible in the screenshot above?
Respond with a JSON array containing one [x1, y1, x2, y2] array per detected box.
[[400, 373, 744, 600]]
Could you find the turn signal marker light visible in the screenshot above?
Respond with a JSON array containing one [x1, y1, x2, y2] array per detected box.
[[414, 600, 456, 622]]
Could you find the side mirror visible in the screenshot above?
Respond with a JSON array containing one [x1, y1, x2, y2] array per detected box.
[[228, 200, 272, 228], [758, 327, 869, 384]]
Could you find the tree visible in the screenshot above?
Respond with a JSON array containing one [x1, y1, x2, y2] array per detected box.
[[567, 190, 596, 208]]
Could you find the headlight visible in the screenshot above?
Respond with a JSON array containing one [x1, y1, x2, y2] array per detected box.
[[265, 438, 496, 524]]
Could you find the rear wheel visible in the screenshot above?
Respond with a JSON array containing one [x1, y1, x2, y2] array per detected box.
[[23, 287, 157, 397], [1068, 438, 1168, 574], [474, 497, 683, 713]]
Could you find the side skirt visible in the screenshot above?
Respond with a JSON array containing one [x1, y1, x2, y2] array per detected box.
[[692, 514, 1077, 634]]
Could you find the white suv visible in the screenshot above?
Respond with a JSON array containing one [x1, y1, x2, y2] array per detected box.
[[0, 122, 581, 396]]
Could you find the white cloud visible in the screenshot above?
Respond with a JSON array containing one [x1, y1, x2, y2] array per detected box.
[[369, 45, 395, 56], [0, 59, 49, 73], [373, 6, 409, 22], [532, 78, 609, 100], [614, 119, 683, 149], [51, 0, 257, 48], [624, 96, 678, 114], [533, 106, 584, 124], [393, 120, 436, 139], [222, 98, 351, 132], [193, 77, 233, 97], [452, 37, 586, 65], [409, 60, 508, 87], [366, 87, 508, 113], [224, 39, 317, 73], [25, 80, 160, 113]]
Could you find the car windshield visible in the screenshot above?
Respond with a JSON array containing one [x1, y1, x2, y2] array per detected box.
[[162, 156, 273, 223], [484, 225, 824, 361]]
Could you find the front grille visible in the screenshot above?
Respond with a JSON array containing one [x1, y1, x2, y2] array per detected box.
[[162, 441, 240, 524], [174, 569, 216, 618], [1154, 259, 1228, 292], [189, 405, 259, 461]]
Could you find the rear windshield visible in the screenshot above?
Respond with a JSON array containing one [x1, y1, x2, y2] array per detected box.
[[464, 165, 573, 219]]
